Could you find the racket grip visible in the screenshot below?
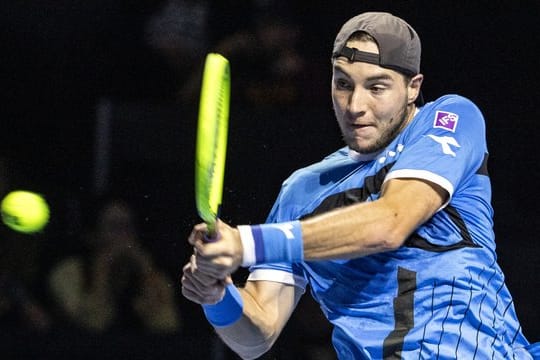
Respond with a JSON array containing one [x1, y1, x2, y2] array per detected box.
[[204, 232, 220, 242], [204, 220, 219, 242], [202, 284, 243, 327]]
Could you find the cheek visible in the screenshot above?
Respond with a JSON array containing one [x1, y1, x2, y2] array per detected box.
[[332, 101, 345, 125], [331, 92, 346, 114], [373, 95, 407, 121]]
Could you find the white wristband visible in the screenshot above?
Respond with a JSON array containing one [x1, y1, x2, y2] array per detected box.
[[238, 225, 256, 267], [237, 221, 304, 267]]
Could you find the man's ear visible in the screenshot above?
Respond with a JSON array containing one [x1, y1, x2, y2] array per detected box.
[[408, 74, 424, 105]]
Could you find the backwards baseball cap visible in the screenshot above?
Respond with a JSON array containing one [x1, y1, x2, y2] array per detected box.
[[332, 12, 421, 76]]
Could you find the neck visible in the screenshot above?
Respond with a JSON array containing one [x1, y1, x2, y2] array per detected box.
[[399, 104, 417, 132]]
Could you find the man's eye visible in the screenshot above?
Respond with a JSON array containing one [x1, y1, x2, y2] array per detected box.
[[336, 79, 352, 90]]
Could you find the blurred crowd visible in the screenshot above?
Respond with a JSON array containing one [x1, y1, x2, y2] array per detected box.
[[0, 156, 183, 334]]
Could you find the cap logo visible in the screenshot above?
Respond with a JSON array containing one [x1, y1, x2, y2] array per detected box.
[[433, 111, 458, 132]]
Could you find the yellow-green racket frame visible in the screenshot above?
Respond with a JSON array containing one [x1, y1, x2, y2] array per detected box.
[[195, 53, 230, 237]]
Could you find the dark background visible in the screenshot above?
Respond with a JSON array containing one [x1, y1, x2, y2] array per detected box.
[[1, 0, 539, 358]]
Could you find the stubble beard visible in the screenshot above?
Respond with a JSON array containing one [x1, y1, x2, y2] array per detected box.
[[345, 100, 411, 154]]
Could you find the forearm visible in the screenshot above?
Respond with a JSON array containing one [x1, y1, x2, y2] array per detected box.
[[239, 178, 446, 266], [238, 199, 405, 267], [209, 282, 298, 360]]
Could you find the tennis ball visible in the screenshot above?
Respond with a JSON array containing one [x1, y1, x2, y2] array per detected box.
[[1, 190, 50, 234]]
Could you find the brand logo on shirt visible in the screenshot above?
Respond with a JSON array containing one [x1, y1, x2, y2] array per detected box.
[[433, 111, 459, 132], [427, 135, 461, 157]]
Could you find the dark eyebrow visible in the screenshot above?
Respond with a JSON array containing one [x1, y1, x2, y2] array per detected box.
[[365, 73, 394, 83], [333, 64, 350, 77]]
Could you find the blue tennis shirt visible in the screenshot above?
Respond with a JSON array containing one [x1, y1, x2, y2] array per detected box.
[[248, 95, 537, 359]]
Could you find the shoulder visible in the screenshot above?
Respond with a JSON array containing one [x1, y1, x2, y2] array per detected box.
[[422, 94, 484, 118], [429, 94, 477, 106], [268, 147, 351, 220], [284, 147, 350, 185], [414, 94, 486, 134]]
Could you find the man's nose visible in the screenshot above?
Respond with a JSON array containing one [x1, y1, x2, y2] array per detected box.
[[348, 88, 368, 115]]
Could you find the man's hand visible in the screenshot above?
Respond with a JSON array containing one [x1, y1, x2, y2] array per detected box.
[[181, 254, 232, 305], [188, 221, 244, 279]]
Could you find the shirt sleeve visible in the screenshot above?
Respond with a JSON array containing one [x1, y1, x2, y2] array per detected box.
[[246, 181, 308, 290], [385, 95, 487, 202]]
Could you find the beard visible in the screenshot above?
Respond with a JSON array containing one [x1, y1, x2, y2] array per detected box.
[[343, 99, 411, 154]]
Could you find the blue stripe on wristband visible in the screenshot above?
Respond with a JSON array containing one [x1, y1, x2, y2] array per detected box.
[[251, 225, 265, 263], [202, 284, 243, 327], [239, 221, 304, 266]]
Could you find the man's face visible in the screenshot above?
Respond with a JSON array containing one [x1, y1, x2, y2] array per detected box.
[[331, 39, 419, 154]]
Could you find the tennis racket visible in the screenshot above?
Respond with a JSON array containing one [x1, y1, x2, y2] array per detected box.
[[195, 53, 230, 240], [195, 53, 243, 327]]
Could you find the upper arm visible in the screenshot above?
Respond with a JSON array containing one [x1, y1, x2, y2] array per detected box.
[[378, 177, 448, 246], [301, 176, 448, 259]]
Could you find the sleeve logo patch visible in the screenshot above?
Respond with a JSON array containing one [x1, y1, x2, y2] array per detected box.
[[433, 111, 459, 132]]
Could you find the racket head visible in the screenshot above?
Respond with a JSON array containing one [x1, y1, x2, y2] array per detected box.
[[195, 53, 230, 235]]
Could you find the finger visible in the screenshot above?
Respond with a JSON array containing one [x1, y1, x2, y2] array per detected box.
[[181, 277, 205, 303], [188, 252, 224, 280], [182, 261, 194, 276], [181, 272, 205, 297], [195, 225, 241, 262], [195, 254, 235, 278], [188, 223, 209, 246], [189, 253, 197, 271], [193, 256, 226, 279], [181, 273, 224, 304], [183, 260, 224, 291], [187, 268, 218, 292], [182, 286, 222, 305]]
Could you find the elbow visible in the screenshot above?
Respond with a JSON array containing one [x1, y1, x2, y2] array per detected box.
[[378, 233, 404, 252], [224, 333, 278, 360], [217, 320, 280, 360], [238, 344, 274, 360], [374, 220, 409, 252], [241, 329, 280, 359]]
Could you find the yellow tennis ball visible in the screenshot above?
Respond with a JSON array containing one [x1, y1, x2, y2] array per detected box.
[[1, 190, 50, 234]]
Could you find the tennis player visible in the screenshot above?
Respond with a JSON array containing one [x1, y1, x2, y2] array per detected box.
[[182, 12, 540, 359]]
